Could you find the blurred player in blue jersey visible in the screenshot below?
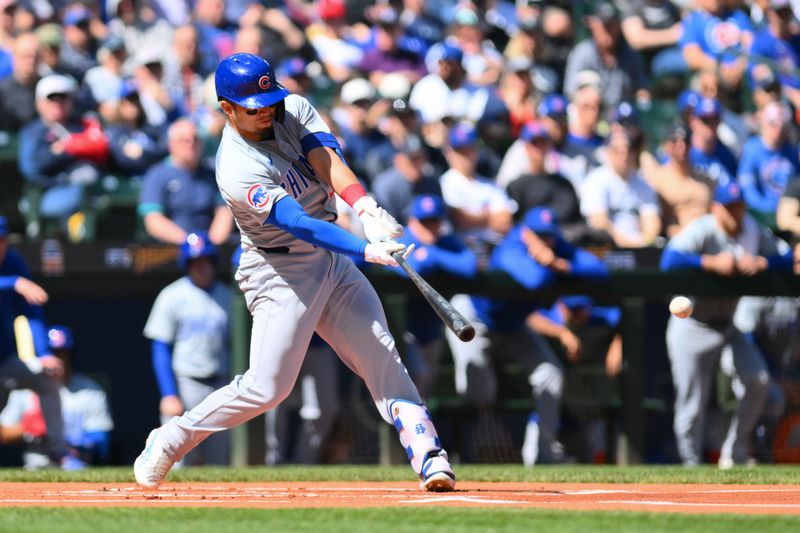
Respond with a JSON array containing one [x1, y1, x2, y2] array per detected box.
[[391, 195, 477, 399], [446, 207, 609, 464]]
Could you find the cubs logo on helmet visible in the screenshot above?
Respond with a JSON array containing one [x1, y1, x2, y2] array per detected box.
[[259, 75, 271, 90], [247, 184, 271, 211]]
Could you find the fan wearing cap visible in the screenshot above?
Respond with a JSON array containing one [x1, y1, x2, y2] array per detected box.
[[18, 73, 110, 229], [646, 123, 715, 237], [143, 231, 232, 466], [372, 133, 442, 225], [749, 0, 800, 104], [660, 181, 793, 468], [679, 0, 753, 89], [445, 206, 609, 465], [686, 97, 738, 187], [505, 122, 587, 239], [0, 214, 68, 466], [59, 4, 98, 82], [305, 0, 365, 83], [386, 195, 477, 398], [0, 324, 114, 469], [564, 1, 650, 112], [449, 7, 504, 87], [581, 130, 661, 247], [737, 101, 800, 223], [440, 122, 517, 242], [0, 32, 41, 131], [83, 34, 128, 124]]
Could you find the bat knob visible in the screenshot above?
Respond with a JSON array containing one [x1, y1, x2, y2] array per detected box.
[[457, 324, 476, 342]]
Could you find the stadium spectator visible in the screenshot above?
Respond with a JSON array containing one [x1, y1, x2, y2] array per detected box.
[[305, 0, 364, 83], [35, 23, 65, 77], [106, 81, 168, 178], [0, 215, 66, 467], [563, 1, 650, 112], [358, 7, 426, 87], [192, 0, 237, 78], [391, 195, 477, 399], [0, 0, 17, 54], [409, 43, 496, 126], [505, 122, 587, 239], [445, 207, 609, 465], [499, 57, 538, 138], [645, 123, 714, 238], [0, 325, 114, 469], [0, 32, 39, 132], [138, 118, 232, 245], [440, 123, 516, 248], [447, 7, 504, 87], [660, 181, 793, 467], [748, 0, 800, 110], [397, 0, 444, 57], [59, 4, 98, 83], [687, 97, 738, 187], [561, 82, 605, 189], [130, 44, 176, 127], [162, 24, 206, 118], [737, 101, 800, 225], [679, 0, 753, 91], [581, 131, 661, 247], [371, 133, 441, 225], [620, 0, 686, 77], [106, 0, 174, 69], [503, 16, 560, 94], [144, 232, 231, 465], [83, 34, 127, 124], [18, 74, 109, 231]]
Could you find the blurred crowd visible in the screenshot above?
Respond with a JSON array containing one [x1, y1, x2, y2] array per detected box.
[[1, 0, 800, 469]]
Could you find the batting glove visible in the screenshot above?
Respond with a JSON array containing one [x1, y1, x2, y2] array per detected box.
[[354, 196, 403, 243], [364, 242, 415, 267]]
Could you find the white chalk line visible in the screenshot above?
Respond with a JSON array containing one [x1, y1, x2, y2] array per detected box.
[[599, 500, 800, 509], [399, 496, 527, 505]]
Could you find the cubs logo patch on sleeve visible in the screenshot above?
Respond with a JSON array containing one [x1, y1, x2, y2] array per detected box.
[[247, 184, 271, 211]]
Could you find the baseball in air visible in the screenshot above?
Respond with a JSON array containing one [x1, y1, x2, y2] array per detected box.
[[669, 296, 693, 318]]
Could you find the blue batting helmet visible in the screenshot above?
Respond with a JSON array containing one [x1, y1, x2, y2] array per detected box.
[[178, 232, 218, 270], [215, 53, 290, 109], [48, 325, 74, 351]]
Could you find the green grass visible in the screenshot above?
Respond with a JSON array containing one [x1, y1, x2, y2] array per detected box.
[[1, 464, 800, 484], [0, 508, 798, 533]]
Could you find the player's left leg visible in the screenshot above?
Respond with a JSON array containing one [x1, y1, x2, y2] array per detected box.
[[315, 255, 455, 491], [719, 330, 769, 468]]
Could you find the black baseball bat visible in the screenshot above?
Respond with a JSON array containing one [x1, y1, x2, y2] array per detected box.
[[391, 251, 476, 342]]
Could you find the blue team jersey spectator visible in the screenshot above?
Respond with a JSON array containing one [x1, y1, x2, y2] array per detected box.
[[138, 160, 224, 234], [737, 136, 800, 215], [679, 8, 754, 64], [750, 26, 800, 90], [690, 142, 738, 187], [539, 298, 622, 331]]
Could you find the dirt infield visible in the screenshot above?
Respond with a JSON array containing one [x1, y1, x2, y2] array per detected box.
[[0, 482, 799, 514]]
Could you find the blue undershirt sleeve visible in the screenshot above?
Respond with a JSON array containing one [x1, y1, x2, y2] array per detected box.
[[151, 340, 178, 398], [0, 276, 18, 290], [660, 248, 703, 271], [266, 196, 367, 258], [766, 251, 794, 271]]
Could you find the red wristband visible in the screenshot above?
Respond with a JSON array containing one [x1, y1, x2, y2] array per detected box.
[[340, 183, 367, 208]]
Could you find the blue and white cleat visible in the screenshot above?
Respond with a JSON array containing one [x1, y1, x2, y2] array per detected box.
[[420, 450, 456, 492], [134, 428, 175, 488]]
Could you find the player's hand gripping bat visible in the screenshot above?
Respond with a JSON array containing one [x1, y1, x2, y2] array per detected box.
[[391, 251, 476, 342]]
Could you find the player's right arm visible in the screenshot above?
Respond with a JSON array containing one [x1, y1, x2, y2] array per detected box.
[[266, 195, 407, 267]]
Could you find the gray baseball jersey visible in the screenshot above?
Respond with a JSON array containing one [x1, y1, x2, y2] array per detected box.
[[144, 278, 231, 379], [665, 214, 787, 323], [216, 94, 338, 253]]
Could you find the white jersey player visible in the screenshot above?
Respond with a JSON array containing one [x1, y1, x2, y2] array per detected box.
[[134, 53, 456, 491]]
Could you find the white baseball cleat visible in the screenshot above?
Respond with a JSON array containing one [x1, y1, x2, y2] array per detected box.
[[134, 428, 175, 488], [420, 451, 456, 492]]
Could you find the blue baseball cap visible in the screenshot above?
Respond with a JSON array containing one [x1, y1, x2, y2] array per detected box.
[[693, 97, 722, 119], [560, 295, 594, 309], [0, 215, 8, 237], [520, 121, 550, 142], [677, 90, 700, 113], [215, 53, 290, 109], [524, 207, 560, 236], [537, 94, 568, 119], [448, 123, 478, 149], [714, 182, 744, 205], [439, 43, 464, 64], [119, 79, 139, 99], [63, 5, 91, 27], [411, 195, 446, 220]]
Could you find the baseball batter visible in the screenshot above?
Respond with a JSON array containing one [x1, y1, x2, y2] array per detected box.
[[660, 182, 793, 467], [134, 54, 455, 491]]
